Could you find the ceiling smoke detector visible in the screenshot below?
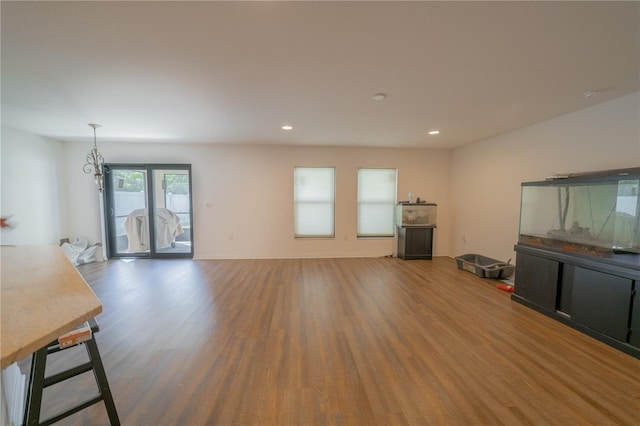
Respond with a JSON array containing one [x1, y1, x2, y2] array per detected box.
[[372, 93, 386, 101], [584, 89, 603, 99]]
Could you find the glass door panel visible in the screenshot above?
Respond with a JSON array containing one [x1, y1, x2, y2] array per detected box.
[[110, 168, 149, 255], [152, 169, 192, 254]]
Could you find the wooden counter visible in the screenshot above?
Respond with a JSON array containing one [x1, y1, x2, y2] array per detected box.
[[1, 245, 102, 369]]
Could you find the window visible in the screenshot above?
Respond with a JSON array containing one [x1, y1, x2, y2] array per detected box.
[[357, 168, 397, 237], [294, 167, 335, 237]]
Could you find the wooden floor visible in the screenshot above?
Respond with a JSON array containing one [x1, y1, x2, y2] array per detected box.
[[36, 257, 639, 425]]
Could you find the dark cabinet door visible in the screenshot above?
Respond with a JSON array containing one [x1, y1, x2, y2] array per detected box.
[[397, 227, 433, 259], [407, 228, 432, 257], [571, 268, 632, 342], [630, 286, 640, 347], [514, 253, 559, 312]]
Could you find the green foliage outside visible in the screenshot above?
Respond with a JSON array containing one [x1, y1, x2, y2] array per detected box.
[[113, 170, 145, 192], [112, 170, 189, 194], [164, 174, 189, 194]]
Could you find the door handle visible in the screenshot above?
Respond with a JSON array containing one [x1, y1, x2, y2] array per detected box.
[[110, 208, 115, 217]]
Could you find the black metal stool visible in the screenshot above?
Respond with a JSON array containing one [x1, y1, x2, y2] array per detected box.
[[23, 318, 120, 425]]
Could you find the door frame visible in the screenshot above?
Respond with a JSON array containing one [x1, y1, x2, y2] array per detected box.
[[103, 163, 194, 259]]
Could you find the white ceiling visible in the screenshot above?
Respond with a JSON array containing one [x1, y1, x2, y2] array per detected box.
[[2, 1, 638, 149]]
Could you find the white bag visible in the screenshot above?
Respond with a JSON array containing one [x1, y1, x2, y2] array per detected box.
[[77, 244, 99, 265], [61, 238, 100, 266]]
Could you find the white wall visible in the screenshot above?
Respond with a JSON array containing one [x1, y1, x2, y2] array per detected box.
[[63, 142, 452, 259], [7, 93, 636, 259], [0, 127, 68, 245], [451, 92, 640, 263]]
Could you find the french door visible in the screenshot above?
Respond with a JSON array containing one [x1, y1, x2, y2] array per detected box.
[[103, 164, 194, 259]]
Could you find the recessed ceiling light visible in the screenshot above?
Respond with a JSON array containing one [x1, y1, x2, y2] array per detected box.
[[372, 93, 386, 101], [281, 125, 293, 130], [428, 130, 440, 135]]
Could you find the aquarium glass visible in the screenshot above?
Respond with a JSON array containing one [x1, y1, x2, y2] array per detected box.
[[395, 204, 437, 227], [612, 179, 639, 253], [519, 177, 640, 255]]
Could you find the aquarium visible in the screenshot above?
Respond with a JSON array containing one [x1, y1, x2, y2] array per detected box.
[[518, 168, 640, 265], [396, 203, 437, 227]]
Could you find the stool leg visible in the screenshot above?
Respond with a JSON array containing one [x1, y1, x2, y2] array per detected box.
[[85, 338, 120, 426], [23, 346, 47, 426]]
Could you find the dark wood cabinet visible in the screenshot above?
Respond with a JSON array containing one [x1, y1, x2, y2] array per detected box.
[[397, 227, 433, 260], [512, 244, 639, 358]]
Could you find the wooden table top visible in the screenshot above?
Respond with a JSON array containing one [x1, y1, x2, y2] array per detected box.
[[1, 245, 102, 369]]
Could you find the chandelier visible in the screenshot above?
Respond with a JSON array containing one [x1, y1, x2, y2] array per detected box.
[[83, 123, 105, 192]]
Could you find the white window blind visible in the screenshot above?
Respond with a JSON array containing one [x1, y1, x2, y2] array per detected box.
[[357, 168, 397, 237], [294, 167, 335, 238]]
